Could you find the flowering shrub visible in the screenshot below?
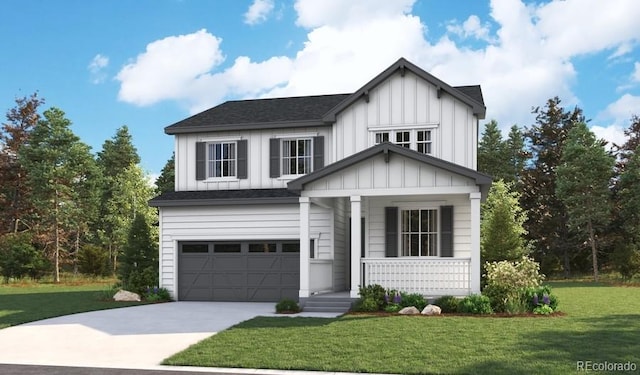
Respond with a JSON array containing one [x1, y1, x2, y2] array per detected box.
[[483, 256, 546, 313]]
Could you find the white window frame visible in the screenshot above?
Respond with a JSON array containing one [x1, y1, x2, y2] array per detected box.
[[281, 137, 313, 176], [370, 126, 437, 155], [398, 206, 440, 257], [206, 141, 237, 179]]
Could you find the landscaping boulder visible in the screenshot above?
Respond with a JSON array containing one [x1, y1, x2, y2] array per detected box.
[[398, 306, 420, 315], [422, 304, 442, 315], [113, 290, 141, 302]]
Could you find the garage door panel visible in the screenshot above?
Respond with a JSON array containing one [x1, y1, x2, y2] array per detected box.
[[178, 241, 300, 302]]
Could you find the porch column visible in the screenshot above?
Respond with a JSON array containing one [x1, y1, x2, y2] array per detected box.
[[470, 192, 482, 294], [350, 196, 362, 298], [299, 197, 311, 298]]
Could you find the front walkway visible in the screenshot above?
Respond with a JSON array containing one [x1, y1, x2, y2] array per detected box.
[[0, 302, 341, 370]]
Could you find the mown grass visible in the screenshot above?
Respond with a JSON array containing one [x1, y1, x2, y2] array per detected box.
[[164, 282, 640, 375], [0, 278, 148, 329]]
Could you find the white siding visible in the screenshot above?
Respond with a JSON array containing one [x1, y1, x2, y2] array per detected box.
[[175, 127, 332, 191], [334, 70, 478, 169], [304, 153, 477, 194]]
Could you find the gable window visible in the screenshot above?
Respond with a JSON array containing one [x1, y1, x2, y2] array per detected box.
[[370, 128, 435, 154], [395, 131, 411, 148], [207, 142, 236, 178], [417, 130, 432, 154], [282, 138, 312, 175], [401, 208, 438, 256]]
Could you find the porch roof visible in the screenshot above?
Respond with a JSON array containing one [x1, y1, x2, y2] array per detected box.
[[149, 188, 300, 207], [288, 142, 492, 199]]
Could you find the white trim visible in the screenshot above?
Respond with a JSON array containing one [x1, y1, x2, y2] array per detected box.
[[301, 186, 479, 198], [350, 196, 362, 298], [274, 132, 319, 139], [398, 207, 440, 257], [198, 136, 243, 142], [368, 123, 439, 130], [299, 197, 311, 298]]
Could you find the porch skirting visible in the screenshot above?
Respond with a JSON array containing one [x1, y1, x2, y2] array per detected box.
[[362, 258, 471, 296]]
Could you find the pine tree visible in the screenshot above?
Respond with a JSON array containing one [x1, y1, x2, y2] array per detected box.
[[520, 97, 584, 276], [478, 120, 507, 179], [556, 123, 614, 282], [119, 213, 158, 293], [19, 108, 98, 282], [155, 153, 175, 194], [505, 125, 526, 183]]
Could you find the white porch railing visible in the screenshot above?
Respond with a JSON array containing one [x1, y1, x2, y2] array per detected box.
[[362, 258, 471, 296]]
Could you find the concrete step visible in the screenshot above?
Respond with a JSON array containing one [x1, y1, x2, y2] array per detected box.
[[303, 305, 351, 313], [303, 299, 353, 313]]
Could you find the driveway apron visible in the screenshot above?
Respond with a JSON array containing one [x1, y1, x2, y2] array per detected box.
[[0, 302, 300, 369]]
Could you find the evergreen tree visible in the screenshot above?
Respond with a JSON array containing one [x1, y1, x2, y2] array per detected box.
[[520, 97, 584, 276], [478, 120, 507, 179], [556, 123, 614, 282], [481, 180, 529, 263], [119, 213, 158, 293], [155, 153, 175, 194], [19, 108, 98, 282], [505, 125, 526, 182], [612, 145, 640, 278], [0, 93, 45, 234], [96, 125, 140, 177]]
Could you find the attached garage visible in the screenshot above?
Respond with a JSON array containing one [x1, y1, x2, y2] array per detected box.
[[178, 241, 300, 301]]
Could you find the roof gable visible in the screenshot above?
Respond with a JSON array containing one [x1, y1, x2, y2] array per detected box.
[[322, 57, 486, 121], [288, 143, 492, 198]]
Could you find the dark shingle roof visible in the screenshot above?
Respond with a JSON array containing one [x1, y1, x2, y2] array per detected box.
[[453, 85, 484, 108], [149, 188, 300, 207], [165, 94, 350, 134]]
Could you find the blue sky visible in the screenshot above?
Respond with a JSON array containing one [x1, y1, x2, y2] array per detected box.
[[2, 0, 640, 178]]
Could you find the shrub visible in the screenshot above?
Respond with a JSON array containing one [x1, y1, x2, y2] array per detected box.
[[0, 232, 49, 282], [400, 292, 427, 311], [459, 294, 493, 314], [384, 303, 402, 313], [434, 295, 460, 313], [144, 286, 172, 302], [78, 244, 110, 277], [275, 298, 300, 313], [124, 266, 158, 295], [353, 297, 379, 312], [533, 304, 554, 315], [358, 284, 387, 310], [483, 256, 545, 312], [524, 285, 559, 312], [611, 243, 640, 280]]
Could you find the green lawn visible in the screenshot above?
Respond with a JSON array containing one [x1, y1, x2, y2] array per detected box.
[[164, 282, 640, 375], [0, 281, 147, 329]]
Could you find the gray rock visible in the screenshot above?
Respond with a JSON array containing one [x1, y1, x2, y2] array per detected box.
[[398, 306, 420, 315], [113, 290, 141, 302], [421, 304, 442, 315]]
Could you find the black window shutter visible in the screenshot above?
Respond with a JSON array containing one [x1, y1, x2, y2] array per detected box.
[[269, 138, 280, 178], [385, 207, 398, 257], [313, 136, 324, 171], [440, 206, 454, 257], [236, 140, 248, 179], [195, 142, 206, 181]]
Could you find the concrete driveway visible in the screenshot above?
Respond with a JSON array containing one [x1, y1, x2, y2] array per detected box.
[[0, 302, 341, 371]]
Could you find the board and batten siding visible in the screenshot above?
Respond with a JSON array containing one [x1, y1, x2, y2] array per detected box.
[[158, 203, 332, 297], [303, 153, 477, 195], [333, 70, 478, 170], [174, 127, 332, 191], [366, 196, 471, 259]]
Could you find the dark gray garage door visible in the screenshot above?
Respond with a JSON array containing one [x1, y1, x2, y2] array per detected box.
[[178, 241, 300, 302]]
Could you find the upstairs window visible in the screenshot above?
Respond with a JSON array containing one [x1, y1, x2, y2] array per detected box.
[[417, 130, 432, 154], [375, 132, 389, 144], [395, 131, 411, 148], [207, 142, 236, 178], [282, 138, 312, 175]]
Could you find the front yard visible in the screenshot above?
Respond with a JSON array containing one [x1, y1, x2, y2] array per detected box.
[[164, 282, 640, 375]]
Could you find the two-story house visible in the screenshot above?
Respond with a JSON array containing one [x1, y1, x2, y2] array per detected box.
[[149, 58, 491, 307]]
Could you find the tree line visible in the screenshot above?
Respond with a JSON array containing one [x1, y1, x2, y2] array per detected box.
[[479, 97, 640, 280], [0, 94, 174, 291]]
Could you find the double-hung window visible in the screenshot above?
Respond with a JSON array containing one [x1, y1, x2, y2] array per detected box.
[[401, 208, 438, 256], [282, 138, 312, 175], [417, 130, 432, 154], [207, 142, 236, 178]]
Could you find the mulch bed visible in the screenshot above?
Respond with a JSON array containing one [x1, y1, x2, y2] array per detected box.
[[346, 311, 566, 318]]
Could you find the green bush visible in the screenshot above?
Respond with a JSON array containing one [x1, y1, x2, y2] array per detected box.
[[483, 256, 545, 313], [434, 295, 460, 313], [611, 243, 640, 280], [358, 284, 387, 310], [0, 232, 49, 282], [524, 285, 559, 311], [533, 304, 554, 315], [124, 266, 158, 295], [353, 297, 379, 312], [275, 298, 300, 313], [384, 303, 402, 313], [78, 244, 110, 277], [459, 294, 493, 314], [144, 286, 172, 302], [400, 292, 427, 310]]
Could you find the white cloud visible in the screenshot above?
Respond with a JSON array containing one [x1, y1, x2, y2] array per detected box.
[[591, 124, 626, 149], [244, 0, 275, 25], [115, 0, 640, 134], [116, 29, 224, 106], [632, 62, 640, 82], [593, 93, 640, 148], [88, 54, 109, 84]]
